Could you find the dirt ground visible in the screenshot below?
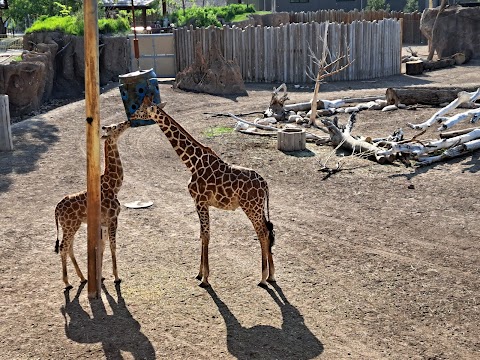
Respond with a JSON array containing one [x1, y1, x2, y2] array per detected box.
[[1, 47, 480, 359]]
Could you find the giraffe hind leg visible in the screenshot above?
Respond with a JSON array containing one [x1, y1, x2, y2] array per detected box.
[[60, 224, 85, 289], [108, 220, 121, 284], [243, 207, 274, 287], [195, 204, 211, 288], [266, 220, 276, 283]]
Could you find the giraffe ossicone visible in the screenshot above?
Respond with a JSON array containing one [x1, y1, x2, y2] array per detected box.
[[54, 120, 130, 289], [131, 96, 276, 288]]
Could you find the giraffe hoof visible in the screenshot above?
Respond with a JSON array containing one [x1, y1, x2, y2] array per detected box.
[[195, 274, 202, 281], [114, 279, 122, 284], [80, 279, 87, 284], [267, 278, 276, 284], [199, 282, 211, 288], [258, 281, 270, 289], [101, 277, 105, 282], [65, 284, 73, 291]]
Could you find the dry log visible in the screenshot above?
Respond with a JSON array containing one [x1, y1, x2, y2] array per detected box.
[[377, 128, 480, 157], [321, 113, 394, 164], [437, 107, 480, 131], [417, 139, 480, 166], [422, 58, 455, 71], [408, 88, 480, 130], [386, 86, 480, 106], [439, 127, 479, 139], [405, 60, 424, 75]]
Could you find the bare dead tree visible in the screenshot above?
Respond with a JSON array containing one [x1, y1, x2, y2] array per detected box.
[[307, 21, 354, 127]]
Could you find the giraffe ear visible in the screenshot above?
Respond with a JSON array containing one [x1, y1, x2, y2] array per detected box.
[[158, 101, 167, 109]]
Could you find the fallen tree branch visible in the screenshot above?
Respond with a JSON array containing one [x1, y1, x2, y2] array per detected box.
[[321, 113, 394, 164], [439, 127, 480, 139], [437, 107, 480, 131], [408, 88, 480, 130], [378, 128, 480, 157], [417, 139, 480, 166], [228, 113, 327, 142]]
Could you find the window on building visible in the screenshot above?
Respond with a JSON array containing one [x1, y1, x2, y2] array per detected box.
[[290, 0, 309, 3]]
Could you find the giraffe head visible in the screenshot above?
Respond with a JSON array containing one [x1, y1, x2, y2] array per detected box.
[[101, 120, 131, 140], [130, 95, 167, 122]]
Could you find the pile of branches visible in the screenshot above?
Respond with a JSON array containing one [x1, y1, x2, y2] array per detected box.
[[227, 85, 480, 167]]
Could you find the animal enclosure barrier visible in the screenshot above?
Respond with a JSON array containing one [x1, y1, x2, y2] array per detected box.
[[174, 19, 402, 84], [289, 10, 426, 45], [128, 33, 175, 77]]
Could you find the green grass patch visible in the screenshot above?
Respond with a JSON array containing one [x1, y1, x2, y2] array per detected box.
[[203, 126, 234, 138]]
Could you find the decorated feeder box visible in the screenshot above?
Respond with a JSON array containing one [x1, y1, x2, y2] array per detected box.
[[119, 68, 161, 127]]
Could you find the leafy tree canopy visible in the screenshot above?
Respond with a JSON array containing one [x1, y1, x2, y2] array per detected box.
[[365, 0, 390, 11]]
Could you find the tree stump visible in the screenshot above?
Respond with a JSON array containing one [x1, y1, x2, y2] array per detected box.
[[277, 128, 306, 151], [0, 95, 13, 151], [406, 60, 424, 75]]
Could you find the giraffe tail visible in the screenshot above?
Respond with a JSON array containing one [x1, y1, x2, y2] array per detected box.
[[265, 188, 275, 252], [54, 209, 60, 254]]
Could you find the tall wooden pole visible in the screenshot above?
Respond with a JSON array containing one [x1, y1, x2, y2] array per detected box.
[[84, 0, 102, 299]]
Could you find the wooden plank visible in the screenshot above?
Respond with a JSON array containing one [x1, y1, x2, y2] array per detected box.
[[0, 95, 13, 151]]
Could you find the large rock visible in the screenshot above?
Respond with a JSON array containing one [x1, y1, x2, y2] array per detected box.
[[175, 33, 247, 97], [0, 61, 47, 116], [420, 5, 480, 59], [22, 32, 130, 98]]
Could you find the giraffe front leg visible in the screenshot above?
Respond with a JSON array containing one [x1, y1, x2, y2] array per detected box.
[[195, 204, 211, 288]]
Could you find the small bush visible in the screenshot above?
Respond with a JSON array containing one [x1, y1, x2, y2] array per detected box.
[[170, 4, 257, 28], [26, 16, 130, 36]]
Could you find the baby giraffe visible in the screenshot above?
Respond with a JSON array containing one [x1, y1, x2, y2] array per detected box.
[[54, 120, 130, 289], [131, 96, 275, 288]]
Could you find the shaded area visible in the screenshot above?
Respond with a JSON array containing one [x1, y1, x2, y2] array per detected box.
[[206, 283, 323, 359], [0, 119, 59, 192], [61, 283, 155, 360]]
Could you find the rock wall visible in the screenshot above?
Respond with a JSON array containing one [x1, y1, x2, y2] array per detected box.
[[420, 5, 480, 59], [0, 32, 130, 116]]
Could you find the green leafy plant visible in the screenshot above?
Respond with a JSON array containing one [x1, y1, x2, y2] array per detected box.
[[404, 0, 419, 12], [25, 15, 130, 35], [365, 0, 390, 11], [170, 4, 256, 28]]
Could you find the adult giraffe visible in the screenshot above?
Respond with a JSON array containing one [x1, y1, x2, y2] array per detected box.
[[131, 97, 275, 288]]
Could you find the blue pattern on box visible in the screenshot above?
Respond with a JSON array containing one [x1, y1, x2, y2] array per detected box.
[[118, 69, 161, 127]]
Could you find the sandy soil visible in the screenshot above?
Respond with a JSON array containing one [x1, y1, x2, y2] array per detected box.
[[1, 49, 479, 359]]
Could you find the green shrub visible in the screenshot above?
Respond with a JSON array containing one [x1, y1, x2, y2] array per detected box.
[[170, 4, 257, 28], [26, 15, 130, 36], [404, 0, 419, 12]]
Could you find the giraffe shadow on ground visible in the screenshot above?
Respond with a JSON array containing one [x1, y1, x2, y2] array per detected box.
[[206, 283, 324, 360], [61, 282, 156, 359]]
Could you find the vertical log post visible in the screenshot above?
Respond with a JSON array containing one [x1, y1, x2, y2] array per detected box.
[[0, 95, 13, 151], [277, 128, 306, 152], [84, 0, 102, 299]]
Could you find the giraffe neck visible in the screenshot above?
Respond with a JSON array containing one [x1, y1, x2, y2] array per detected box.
[[153, 109, 219, 173], [102, 138, 123, 195]]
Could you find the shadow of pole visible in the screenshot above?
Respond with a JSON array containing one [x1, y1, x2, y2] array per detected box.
[[61, 283, 156, 359], [206, 284, 324, 360]]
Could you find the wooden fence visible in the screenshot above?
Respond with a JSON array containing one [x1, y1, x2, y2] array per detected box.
[[289, 10, 426, 44], [174, 19, 402, 84]]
